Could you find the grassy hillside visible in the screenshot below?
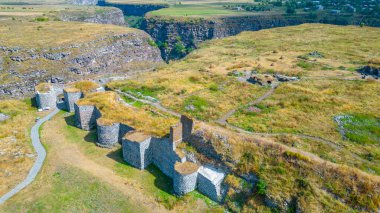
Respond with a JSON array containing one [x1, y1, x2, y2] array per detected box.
[[0, 100, 40, 196], [108, 24, 380, 211], [0, 0, 67, 4], [149, 4, 254, 17], [0, 19, 134, 48]]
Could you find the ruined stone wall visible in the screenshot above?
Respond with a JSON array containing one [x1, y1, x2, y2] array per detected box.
[[36, 91, 56, 110], [170, 123, 183, 147], [173, 166, 199, 195], [64, 91, 83, 112], [151, 137, 177, 178], [181, 115, 193, 141], [197, 165, 225, 202], [96, 121, 120, 148], [122, 136, 153, 169], [74, 104, 100, 130]]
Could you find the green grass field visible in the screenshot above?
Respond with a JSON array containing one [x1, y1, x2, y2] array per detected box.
[[0, 0, 67, 5], [2, 165, 143, 213], [149, 4, 252, 17]]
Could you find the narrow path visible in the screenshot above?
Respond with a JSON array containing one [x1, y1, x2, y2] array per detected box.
[[217, 84, 278, 125], [0, 108, 59, 205], [116, 89, 181, 118]]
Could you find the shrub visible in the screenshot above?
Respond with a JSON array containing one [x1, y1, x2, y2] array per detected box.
[[297, 61, 314, 70], [147, 39, 157, 47], [284, 151, 309, 161], [35, 16, 49, 22], [209, 84, 219, 91], [256, 179, 267, 196]]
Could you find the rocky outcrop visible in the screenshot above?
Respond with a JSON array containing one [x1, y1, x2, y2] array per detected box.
[[0, 32, 162, 98], [0, 113, 9, 122], [144, 13, 380, 61], [360, 65, 379, 78], [58, 7, 126, 26], [71, 0, 98, 5], [98, 1, 168, 16]]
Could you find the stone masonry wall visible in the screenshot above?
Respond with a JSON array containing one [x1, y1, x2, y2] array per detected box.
[[72, 99, 226, 202], [181, 115, 193, 141], [122, 136, 153, 169], [173, 166, 199, 195], [151, 137, 177, 178], [64, 91, 83, 112], [74, 103, 100, 130], [36, 91, 56, 110], [197, 165, 225, 202], [96, 121, 120, 148], [170, 123, 183, 147]]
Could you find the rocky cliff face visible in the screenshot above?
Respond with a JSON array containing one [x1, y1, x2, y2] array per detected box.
[[0, 32, 162, 98], [71, 0, 98, 5], [98, 1, 168, 16], [144, 13, 380, 61], [58, 7, 126, 26]]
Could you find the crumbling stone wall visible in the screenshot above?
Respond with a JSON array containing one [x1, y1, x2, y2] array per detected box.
[[151, 137, 178, 178], [173, 163, 199, 195], [72, 100, 227, 202], [64, 90, 83, 112], [96, 121, 120, 148], [170, 123, 183, 146], [197, 165, 225, 202], [74, 103, 100, 130], [181, 115, 194, 141], [122, 135, 153, 169], [36, 91, 56, 110]]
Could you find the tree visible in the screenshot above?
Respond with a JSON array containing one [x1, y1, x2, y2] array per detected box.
[[286, 7, 296, 14]]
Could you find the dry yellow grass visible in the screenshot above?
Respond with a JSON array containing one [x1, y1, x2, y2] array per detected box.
[[196, 124, 380, 212], [77, 91, 178, 136], [107, 24, 380, 211], [109, 24, 380, 175], [174, 161, 200, 175], [64, 80, 98, 93], [0, 20, 139, 48], [35, 83, 52, 93], [0, 99, 40, 196]]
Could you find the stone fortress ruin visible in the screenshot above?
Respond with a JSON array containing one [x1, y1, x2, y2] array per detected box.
[[34, 82, 226, 202]]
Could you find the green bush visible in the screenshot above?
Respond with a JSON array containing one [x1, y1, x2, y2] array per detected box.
[[256, 179, 267, 196], [147, 39, 158, 47], [297, 61, 314, 70], [35, 16, 49, 22]]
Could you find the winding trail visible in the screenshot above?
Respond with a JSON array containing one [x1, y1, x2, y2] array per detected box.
[[0, 108, 59, 205], [116, 89, 181, 118], [114, 84, 372, 163], [217, 84, 279, 125]]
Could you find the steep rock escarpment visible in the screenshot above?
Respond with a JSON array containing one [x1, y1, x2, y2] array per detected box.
[[58, 7, 126, 26], [0, 33, 162, 98], [144, 13, 380, 61], [98, 1, 168, 16], [71, 0, 98, 5]]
